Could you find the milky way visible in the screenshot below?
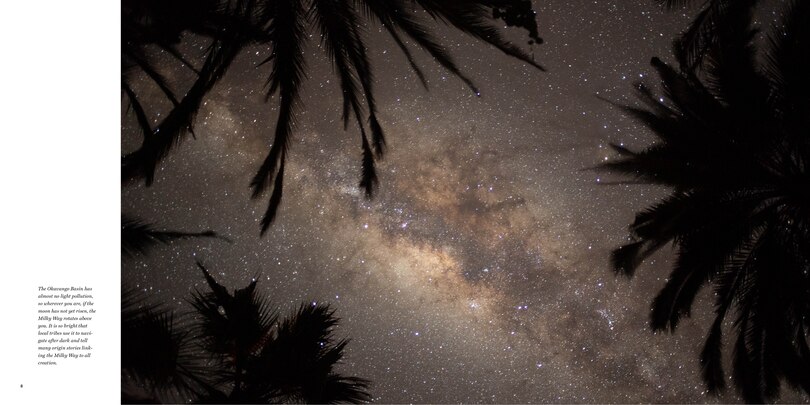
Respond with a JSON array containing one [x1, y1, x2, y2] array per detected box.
[[122, 1, 808, 403]]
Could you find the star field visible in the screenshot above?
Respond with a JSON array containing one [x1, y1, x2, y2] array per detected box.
[[122, 1, 808, 403]]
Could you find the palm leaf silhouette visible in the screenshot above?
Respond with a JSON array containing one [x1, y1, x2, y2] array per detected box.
[[655, 0, 760, 71], [121, 214, 230, 258], [122, 287, 212, 403]]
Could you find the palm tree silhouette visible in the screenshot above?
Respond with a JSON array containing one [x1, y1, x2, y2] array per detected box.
[[122, 262, 370, 403], [602, 2, 810, 402], [121, 0, 544, 235]]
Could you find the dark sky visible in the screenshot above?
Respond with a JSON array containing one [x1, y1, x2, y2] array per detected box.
[[122, 1, 805, 403]]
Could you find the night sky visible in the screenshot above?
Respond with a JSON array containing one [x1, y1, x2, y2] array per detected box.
[[122, 1, 805, 403]]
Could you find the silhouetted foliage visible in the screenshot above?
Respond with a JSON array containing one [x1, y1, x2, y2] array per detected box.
[[603, 1, 810, 402], [122, 287, 208, 403], [122, 0, 261, 185], [493, 0, 542, 45], [656, 0, 760, 71], [121, 0, 543, 235], [121, 214, 230, 258], [122, 262, 370, 403]]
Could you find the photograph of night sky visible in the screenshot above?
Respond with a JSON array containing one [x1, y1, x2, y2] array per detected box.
[[121, 0, 810, 403]]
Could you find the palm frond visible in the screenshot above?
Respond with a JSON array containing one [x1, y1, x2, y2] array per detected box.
[[649, 240, 713, 332], [698, 225, 764, 394], [253, 303, 372, 403], [362, 0, 478, 93], [121, 214, 229, 258], [311, 374, 373, 404], [672, 0, 723, 71], [664, 0, 761, 71], [762, 0, 810, 132], [610, 241, 647, 277], [122, 47, 181, 107], [310, 0, 382, 199], [414, 0, 545, 71], [259, 154, 286, 235], [359, 130, 379, 197], [122, 40, 243, 185], [250, 0, 307, 233], [122, 287, 208, 401], [656, 0, 704, 10], [121, 82, 153, 141]]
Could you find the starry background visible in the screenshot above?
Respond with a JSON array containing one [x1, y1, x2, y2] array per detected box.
[[122, 1, 805, 403]]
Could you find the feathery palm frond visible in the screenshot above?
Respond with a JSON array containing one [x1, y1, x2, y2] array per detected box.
[[245, 303, 371, 403], [121, 0, 227, 183], [249, 0, 308, 234], [122, 38, 245, 185], [190, 261, 276, 362], [122, 287, 210, 401], [656, 0, 760, 71], [414, 0, 544, 70], [121, 214, 230, 258]]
